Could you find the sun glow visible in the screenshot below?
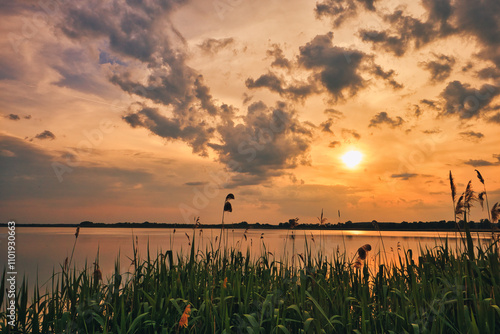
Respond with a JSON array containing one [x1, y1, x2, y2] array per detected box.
[[341, 150, 363, 168]]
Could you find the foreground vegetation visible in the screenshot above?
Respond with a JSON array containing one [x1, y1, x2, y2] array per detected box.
[[2, 172, 499, 333], [1, 230, 499, 333]]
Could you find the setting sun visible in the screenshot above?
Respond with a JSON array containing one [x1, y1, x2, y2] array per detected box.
[[341, 150, 363, 168]]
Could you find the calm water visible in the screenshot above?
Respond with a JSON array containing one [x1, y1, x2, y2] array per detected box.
[[0, 227, 493, 285]]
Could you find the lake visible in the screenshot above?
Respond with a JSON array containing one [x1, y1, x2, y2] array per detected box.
[[0, 227, 494, 286]]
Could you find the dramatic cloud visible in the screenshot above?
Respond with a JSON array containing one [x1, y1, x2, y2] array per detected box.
[[267, 44, 291, 69], [420, 54, 455, 82], [58, 0, 225, 141], [198, 37, 234, 54], [35, 130, 56, 140], [315, 0, 376, 28], [208, 101, 312, 186], [459, 131, 484, 142], [123, 105, 214, 156], [368, 112, 404, 128], [245, 72, 316, 100], [440, 81, 499, 119], [359, 0, 454, 57], [298, 32, 365, 100], [452, 0, 500, 67]]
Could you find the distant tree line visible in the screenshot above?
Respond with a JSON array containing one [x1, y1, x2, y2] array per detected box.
[[2, 219, 496, 231]]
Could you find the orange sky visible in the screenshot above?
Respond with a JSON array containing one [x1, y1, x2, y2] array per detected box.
[[1, 0, 499, 224]]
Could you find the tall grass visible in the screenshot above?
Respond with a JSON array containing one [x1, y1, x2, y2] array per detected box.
[[1, 230, 499, 333]]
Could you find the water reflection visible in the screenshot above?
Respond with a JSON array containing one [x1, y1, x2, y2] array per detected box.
[[0, 227, 493, 285]]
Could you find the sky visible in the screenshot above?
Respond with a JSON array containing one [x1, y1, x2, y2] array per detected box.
[[1, 0, 499, 225]]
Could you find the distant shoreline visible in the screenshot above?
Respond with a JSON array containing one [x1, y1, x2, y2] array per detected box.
[[1, 220, 497, 232]]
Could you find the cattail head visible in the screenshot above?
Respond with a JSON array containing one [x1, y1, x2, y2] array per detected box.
[[353, 244, 371, 268], [475, 169, 485, 185], [357, 244, 372, 260], [223, 277, 227, 288], [75, 226, 80, 239], [93, 262, 102, 281], [224, 193, 235, 212]]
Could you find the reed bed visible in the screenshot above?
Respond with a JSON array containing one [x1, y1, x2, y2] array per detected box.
[[1, 230, 499, 334]]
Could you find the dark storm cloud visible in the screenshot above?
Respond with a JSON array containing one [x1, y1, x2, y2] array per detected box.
[[245, 72, 316, 101], [122, 105, 214, 156], [298, 32, 365, 100], [208, 101, 312, 186], [59, 0, 187, 62], [370, 64, 403, 89], [368, 112, 404, 128], [198, 37, 234, 54], [440, 81, 499, 119], [453, 0, 500, 66], [6, 114, 20, 121], [267, 44, 291, 69], [356, 0, 500, 69], [315, 0, 376, 28], [420, 54, 455, 82], [459, 131, 484, 142], [35, 130, 56, 140], [59, 0, 224, 145], [358, 0, 456, 57]]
